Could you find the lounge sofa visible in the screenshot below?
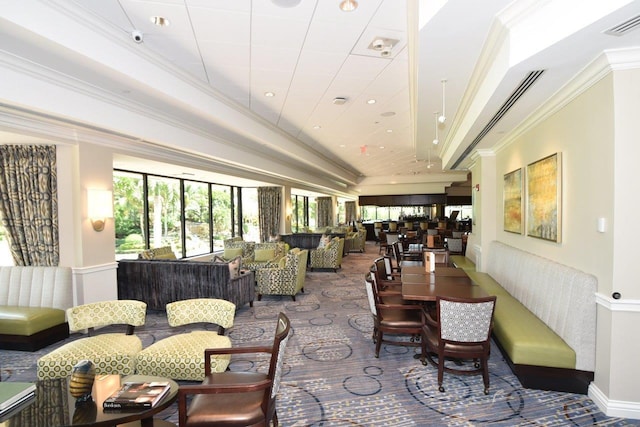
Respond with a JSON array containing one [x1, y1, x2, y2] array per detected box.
[[117, 259, 254, 311], [459, 241, 596, 394], [0, 266, 73, 351]]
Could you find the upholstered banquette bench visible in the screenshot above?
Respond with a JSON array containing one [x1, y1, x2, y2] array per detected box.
[[0, 266, 73, 351], [452, 242, 596, 394]]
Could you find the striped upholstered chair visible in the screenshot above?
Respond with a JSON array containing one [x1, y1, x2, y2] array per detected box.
[[37, 300, 147, 380], [135, 298, 235, 381], [255, 249, 308, 301], [310, 237, 344, 272]]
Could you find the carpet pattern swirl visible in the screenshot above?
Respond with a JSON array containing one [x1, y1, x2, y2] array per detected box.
[[1, 243, 637, 426]]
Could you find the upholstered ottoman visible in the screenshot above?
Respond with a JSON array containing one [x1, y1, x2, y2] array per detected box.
[[135, 331, 231, 381]]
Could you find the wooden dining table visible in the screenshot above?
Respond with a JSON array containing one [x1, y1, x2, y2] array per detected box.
[[400, 265, 489, 302]]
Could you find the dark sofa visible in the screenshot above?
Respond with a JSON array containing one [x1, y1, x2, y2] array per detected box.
[[117, 259, 255, 311]]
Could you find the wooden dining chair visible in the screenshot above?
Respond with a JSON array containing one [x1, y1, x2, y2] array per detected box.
[[177, 313, 291, 427], [421, 295, 497, 394]]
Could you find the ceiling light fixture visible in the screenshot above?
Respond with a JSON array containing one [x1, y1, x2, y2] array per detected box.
[[333, 97, 347, 105], [438, 79, 447, 124], [339, 0, 358, 12], [150, 16, 170, 26], [433, 112, 439, 145], [367, 99, 376, 104], [264, 91, 275, 97]]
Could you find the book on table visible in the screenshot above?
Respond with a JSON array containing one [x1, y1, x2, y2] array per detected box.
[[0, 382, 36, 415], [103, 381, 171, 411]]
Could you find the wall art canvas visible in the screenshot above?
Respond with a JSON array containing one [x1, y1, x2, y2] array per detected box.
[[503, 168, 522, 234], [527, 152, 561, 242]]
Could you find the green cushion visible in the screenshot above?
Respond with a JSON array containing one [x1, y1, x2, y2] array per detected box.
[[254, 248, 276, 262], [492, 295, 576, 369], [223, 247, 243, 260], [0, 306, 65, 336], [450, 255, 475, 271], [466, 271, 511, 297]]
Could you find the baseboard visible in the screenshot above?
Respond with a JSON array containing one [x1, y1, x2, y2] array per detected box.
[[589, 383, 640, 420]]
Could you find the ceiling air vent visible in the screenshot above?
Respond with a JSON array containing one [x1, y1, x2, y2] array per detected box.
[[452, 70, 545, 169], [603, 15, 640, 36]]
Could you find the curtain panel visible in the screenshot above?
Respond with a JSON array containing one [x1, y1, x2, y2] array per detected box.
[[257, 187, 281, 243], [316, 197, 333, 228], [0, 145, 59, 266], [345, 201, 356, 224]]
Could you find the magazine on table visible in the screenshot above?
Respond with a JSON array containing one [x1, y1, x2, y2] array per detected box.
[[103, 381, 171, 411]]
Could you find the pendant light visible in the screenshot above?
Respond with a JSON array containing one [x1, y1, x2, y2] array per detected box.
[[438, 79, 447, 124], [432, 112, 439, 145]]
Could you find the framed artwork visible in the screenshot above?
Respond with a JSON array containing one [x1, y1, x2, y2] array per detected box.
[[526, 152, 562, 242], [503, 168, 522, 234]]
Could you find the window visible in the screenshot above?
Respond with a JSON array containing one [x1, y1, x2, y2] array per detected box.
[[211, 184, 232, 252], [184, 181, 211, 257], [114, 171, 145, 260], [0, 222, 13, 266], [241, 188, 259, 242], [148, 176, 182, 254]]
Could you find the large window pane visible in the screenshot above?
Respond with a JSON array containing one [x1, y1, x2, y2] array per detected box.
[[0, 222, 13, 266], [184, 181, 210, 257], [148, 176, 182, 254], [308, 198, 316, 230], [114, 171, 145, 260], [211, 184, 232, 251], [241, 188, 259, 242]]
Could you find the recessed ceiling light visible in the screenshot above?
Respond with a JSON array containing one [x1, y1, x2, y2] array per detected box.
[[367, 99, 376, 104], [381, 111, 396, 117], [150, 16, 170, 26], [264, 91, 275, 97], [313, 125, 321, 130], [386, 129, 393, 133], [339, 144, 346, 148], [339, 0, 358, 12], [379, 146, 385, 149]]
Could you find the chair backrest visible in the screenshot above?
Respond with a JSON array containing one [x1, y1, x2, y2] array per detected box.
[[364, 273, 377, 316], [427, 229, 438, 236], [67, 300, 147, 334], [437, 296, 496, 343], [378, 230, 387, 244], [424, 250, 449, 266], [166, 298, 236, 329], [447, 238, 463, 253], [452, 231, 464, 238], [386, 233, 399, 245], [268, 313, 291, 401]]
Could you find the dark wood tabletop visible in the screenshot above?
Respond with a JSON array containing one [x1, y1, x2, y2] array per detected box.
[[401, 266, 487, 302]]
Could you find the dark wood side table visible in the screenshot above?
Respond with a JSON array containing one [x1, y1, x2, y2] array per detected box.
[[1, 374, 178, 427]]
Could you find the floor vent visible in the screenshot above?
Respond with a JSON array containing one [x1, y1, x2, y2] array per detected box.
[[452, 70, 545, 169], [603, 15, 640, 36]]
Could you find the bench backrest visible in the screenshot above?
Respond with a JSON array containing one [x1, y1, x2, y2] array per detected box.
[[486, 241, 596, 372], [0, 266, 74, 311]]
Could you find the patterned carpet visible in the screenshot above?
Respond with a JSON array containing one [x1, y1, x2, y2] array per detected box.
[[1, 242, 638, 426]]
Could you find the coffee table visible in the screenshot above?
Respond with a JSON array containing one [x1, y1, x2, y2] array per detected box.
[[1, 374, 178, 427]]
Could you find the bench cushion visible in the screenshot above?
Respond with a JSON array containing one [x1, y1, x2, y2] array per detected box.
[[0, 306, 65, 336], [466, 271, 576, 369], [449, 255, 476, 271]]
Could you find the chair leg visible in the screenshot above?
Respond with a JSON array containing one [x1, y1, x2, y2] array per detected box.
[[375, 331, 382, 358], [258, 294, 263, 301], [481, 356, 490, 394], [291, 295, 296, 302], [438, 354, 445, 392]]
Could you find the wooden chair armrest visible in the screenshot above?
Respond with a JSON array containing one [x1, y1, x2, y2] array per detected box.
[[204, 346, 272, 375]]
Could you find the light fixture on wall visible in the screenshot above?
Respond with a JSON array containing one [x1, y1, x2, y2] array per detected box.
[[339, 0, 358, 12], [87, 189, 113, 232], [438, 79, 447, 124]]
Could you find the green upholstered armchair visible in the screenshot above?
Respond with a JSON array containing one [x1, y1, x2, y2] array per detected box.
[[243, 242, 289, 271], [36, 300, 147, 380], [310, 237, 344, 272], [255, 249, 308, 301], [347, 228, 366, 253], [222, 239, 255, 263], [135, 298, 235, 381]]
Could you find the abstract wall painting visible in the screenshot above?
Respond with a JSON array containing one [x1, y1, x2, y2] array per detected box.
[[526, 152, 561, 242], [503, 168, 522, 234]]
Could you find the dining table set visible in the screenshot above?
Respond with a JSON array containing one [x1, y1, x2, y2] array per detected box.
[[399, 262, 488, 302]]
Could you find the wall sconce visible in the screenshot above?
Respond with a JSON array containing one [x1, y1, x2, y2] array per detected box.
[[87, 189, 113, 232]]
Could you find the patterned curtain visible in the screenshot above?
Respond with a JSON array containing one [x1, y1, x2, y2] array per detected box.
[[345, 201, 356, 224], [0, 145, 59, 266], [316, 197, 333, 228], [258, 187, 281, 243]]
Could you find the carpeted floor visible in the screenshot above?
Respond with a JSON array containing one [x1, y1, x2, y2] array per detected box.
[[2, 242, 638, 426]]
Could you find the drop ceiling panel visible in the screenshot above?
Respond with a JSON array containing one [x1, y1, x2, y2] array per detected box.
[[186, 0, 250, 12], [189, 8, 250, 44], [200, 41, 250, 70], [251, 16, 310, 49]]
